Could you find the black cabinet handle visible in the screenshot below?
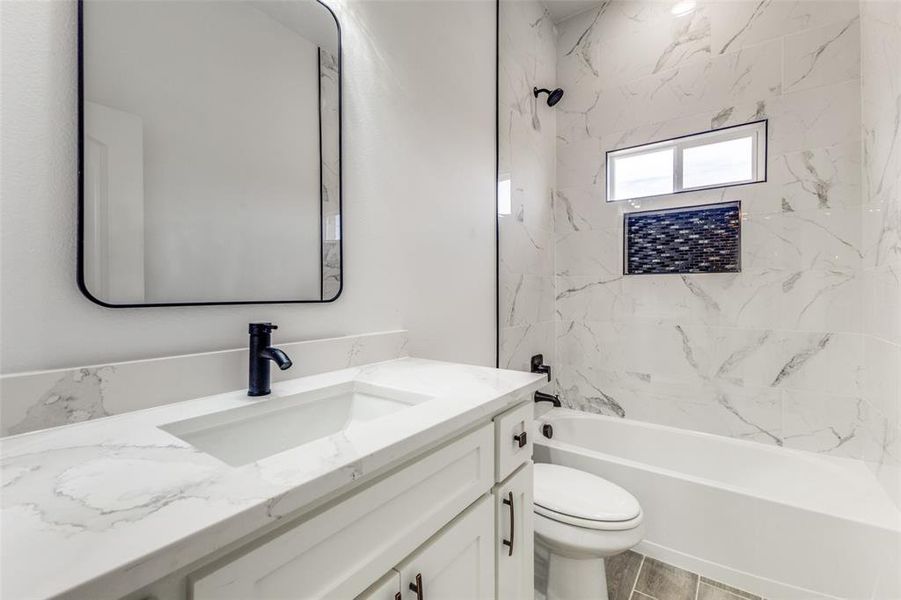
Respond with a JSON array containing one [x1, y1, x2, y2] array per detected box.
[[395, 594, 401, 600], [409, 573, 423, 600], [502, 491, 514, 556], [513, 431, 527, 448]]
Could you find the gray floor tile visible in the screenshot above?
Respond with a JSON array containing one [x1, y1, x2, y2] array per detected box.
[[698, 578, 762, 600], [630, 591, 656, 600], [606, 551, 644, 600], [634, 557, 698, 600]]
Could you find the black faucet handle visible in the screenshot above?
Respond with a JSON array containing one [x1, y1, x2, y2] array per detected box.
[[249, 322, 278, 334]]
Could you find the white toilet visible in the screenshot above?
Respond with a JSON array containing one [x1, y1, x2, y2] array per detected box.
[[533, 463, 645, 600]]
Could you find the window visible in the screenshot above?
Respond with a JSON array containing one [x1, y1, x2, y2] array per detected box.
[[606, 120, 766, 202]]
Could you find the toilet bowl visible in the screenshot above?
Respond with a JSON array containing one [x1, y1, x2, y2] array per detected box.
[[533, 463, 645, 600]]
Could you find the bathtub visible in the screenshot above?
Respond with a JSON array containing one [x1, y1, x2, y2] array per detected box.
[[532, 408, 901, 600]]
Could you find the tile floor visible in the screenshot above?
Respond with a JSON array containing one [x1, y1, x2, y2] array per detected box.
[[536, 548, 764, 600]]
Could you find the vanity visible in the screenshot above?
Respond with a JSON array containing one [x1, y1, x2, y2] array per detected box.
[[0, 358, 544, 599]]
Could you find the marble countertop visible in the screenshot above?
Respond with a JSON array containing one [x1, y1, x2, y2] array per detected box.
[[1, 358, 545, 599]]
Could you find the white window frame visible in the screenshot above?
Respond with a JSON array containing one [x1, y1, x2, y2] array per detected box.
[[606, 120, 767, 203]]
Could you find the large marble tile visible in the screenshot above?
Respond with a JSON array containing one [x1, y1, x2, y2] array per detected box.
[[583, 39, 783, 139], [741, 208, 862, 273], [500, 217, 555, 277], [782, 17, 860, 94], [771, 142, 862, 212], [767, 78, 861, 156], [500, 274, 555, 328], [500, 320, 556, 383], [555, 275, 628, 323], [782, 391, 871, 459], [708, 0, 859, 56], [556, 226, 623, 278], [554, 363, 784, 445]]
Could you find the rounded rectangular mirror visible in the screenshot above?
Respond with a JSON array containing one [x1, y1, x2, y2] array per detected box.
[[78, 0, 341, 306]]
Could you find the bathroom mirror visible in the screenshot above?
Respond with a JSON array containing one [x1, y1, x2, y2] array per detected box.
[[78, 0, 341, 306]]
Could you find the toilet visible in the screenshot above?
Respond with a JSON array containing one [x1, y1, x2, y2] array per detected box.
[[533, 463, 645, 600]]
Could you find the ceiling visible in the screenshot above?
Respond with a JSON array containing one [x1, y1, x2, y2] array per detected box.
[[542, 0, 603, 24]]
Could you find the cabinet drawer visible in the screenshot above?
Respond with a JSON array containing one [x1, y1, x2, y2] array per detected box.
[[494, 401, 533, 482], [190, 424, 494, 600]]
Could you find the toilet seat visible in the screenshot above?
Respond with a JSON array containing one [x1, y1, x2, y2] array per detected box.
[[534, 463, 642, 531]]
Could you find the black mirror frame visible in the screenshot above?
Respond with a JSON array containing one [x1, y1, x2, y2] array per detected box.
[[76, 0, 343, 308]]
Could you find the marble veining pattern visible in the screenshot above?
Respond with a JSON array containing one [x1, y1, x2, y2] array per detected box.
[[0, 358, 546, 599], [859, 0, 901, 507], [550, 0, 882, 464], [0, 330, 408, 437], [498, 0, 558, 387]]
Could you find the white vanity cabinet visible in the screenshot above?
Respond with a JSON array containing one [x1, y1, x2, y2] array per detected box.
[[181, 400, 534, 600], [397, 496, 496, 600]]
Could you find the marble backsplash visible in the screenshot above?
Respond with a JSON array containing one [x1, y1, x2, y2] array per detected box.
[[0, 330, 408, 437]]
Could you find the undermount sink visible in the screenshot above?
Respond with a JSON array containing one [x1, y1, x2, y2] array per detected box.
[[160, 382, 430, 466]]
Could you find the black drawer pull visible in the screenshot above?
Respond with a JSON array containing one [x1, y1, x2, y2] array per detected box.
[[502, 491, 514, 556], [409, 573, 423, 600], [513, 431, 527, 448]]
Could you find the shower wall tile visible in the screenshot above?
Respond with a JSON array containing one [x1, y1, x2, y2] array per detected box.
[[860, 0, 901, 505], [782, 18, 861, 94], [498, 0, 557, 389], [500, 320, 556, 378], [707, 0, 860, 55], [554, 0, 866, 462]]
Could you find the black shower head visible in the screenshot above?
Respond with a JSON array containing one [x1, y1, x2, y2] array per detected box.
[[533, 86, 564, 107]]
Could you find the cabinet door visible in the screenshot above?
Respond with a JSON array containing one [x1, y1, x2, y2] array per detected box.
[[190, 425, 493, 600], [398, 496, 495, 600], [495, 463, 534, 600], [356, 570, 401, 600]]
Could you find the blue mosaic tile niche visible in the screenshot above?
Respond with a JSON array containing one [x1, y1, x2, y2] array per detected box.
[[624, 201, 741, 275]]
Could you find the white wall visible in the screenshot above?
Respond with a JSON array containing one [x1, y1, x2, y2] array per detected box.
[[0, 0, 496, 374]]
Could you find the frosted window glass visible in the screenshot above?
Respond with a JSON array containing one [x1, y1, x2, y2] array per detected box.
[[683, 136, 753, 189], [612, 148, 674, 200]]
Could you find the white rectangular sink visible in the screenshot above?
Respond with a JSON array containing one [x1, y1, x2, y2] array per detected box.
[[160, 382, 430, 466]]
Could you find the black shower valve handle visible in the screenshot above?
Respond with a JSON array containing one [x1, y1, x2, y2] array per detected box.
[[530, 354, 551, 382]]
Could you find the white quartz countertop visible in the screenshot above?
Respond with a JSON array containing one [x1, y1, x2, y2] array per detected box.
[[0, 358, 545, 599]]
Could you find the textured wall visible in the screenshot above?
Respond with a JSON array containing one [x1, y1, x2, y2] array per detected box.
[[554, 0, 872, 458], [497, 0, 557, 390], [860, 0, 901, 505], [0, 0, 496, 373]]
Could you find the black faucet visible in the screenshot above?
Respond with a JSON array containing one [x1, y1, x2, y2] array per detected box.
[[534, 391, 561, 407], [248, 322, 293, 396]]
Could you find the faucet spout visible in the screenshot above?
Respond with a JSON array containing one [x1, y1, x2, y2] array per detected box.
[[259, 347, 292, 370]]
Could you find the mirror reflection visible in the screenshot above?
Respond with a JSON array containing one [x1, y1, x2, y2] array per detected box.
[[80, 0, 341, 305]]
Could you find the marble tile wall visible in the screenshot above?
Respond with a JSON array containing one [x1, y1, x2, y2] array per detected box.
[[498, 0, 557, 390], [0, 330, 408, 436], [553, 1, 878, 460], [860, 0, 901, 506]]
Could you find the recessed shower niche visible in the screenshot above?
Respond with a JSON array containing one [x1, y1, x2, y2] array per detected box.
[[78, 0, 342, 306]]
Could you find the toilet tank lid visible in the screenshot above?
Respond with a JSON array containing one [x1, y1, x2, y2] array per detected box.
[[533, 463, 641, 522]]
